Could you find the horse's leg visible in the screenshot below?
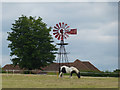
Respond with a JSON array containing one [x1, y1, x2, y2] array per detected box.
[[70, 72, 73, 78], [77, 72, 80, 78], [59, 72, 63, 77]]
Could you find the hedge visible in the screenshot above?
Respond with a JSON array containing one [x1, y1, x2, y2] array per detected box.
[[47, 72, 119, 77]]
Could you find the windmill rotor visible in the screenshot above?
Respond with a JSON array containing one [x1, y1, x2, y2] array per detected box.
[[53, 22, 70, 41]]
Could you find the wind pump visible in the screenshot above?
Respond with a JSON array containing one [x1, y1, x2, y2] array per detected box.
[[53, 22, 77, 72]]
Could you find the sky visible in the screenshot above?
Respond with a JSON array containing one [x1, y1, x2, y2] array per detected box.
[[1, 2, 118, 71]]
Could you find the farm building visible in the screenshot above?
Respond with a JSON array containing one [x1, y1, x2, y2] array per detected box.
[[2, 59, 100, 73], [43, 59, 100, 72]]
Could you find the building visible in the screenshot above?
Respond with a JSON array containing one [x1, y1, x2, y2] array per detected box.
[[2, 59, 100, 73], [43, 59, 100, 72]]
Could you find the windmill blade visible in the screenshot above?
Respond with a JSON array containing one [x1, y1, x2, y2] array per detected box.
[[56, 24, 60, 29], [64, 24, 68, 29], [65, 33, 69, 37], [55, 33, 59, 38], [62, 22, 64, 25], [53, 32, 58, 35], [59, 22, 61, 27], [53, 30, 58, 32], [57, 35, 60, 40], [64, 36, 67, 39], [66, 26, 70, 29], [54, 26, 58, 29], [62, 22, 65, 28], [65, 24, 67, 27]]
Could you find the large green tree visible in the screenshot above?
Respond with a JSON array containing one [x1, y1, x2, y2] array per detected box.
[[7, 15, 57, 70]]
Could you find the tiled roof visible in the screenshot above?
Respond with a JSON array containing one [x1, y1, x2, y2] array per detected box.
[[2, 59, 100, 72], [2, 64, 21, 70], [82, 61, 100, 72], [43, 59, 100, 72]]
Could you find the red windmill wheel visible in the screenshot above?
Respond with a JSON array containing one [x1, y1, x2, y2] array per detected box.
[[53, 22, 70, 41]]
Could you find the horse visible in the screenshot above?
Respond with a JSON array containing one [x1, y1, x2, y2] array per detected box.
[[59, 65, 80, 78]]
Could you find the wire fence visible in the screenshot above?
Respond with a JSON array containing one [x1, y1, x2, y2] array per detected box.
[[2, 69, 58, 74]]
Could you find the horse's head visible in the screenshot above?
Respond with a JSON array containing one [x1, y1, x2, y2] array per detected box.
[[70, 66, 80, 78], [77, 72, 80, 78], [60, 66, 69, 73]]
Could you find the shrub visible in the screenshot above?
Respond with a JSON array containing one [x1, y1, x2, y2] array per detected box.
[[47, 71, 119, 77]]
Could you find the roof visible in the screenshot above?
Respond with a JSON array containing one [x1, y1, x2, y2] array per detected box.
[[2, 59, 100, 72], [82, 61, 100, 72], [43, 59, 100, 72], [2, 64, 21, 70]]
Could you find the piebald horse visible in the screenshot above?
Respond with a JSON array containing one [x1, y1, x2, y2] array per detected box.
[[59, 66, 80, 78]]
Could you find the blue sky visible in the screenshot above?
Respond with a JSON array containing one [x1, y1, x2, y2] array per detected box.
[[1, 2, 118, 71]]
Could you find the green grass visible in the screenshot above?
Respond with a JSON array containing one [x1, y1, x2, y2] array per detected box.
[[2, 74, 118, 88]]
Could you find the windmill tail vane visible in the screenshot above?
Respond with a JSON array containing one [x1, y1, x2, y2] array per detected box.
[[67, 29, 77, 34]]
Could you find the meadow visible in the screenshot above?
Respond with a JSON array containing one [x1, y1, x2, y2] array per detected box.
[[2, 74, 118, 88]]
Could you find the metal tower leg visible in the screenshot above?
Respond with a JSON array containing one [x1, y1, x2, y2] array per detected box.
[[56, 40, 69, 73]]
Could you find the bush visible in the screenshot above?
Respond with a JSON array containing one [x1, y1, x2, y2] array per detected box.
[[23, 70, 35, 74], [113, 69, 120, 73], [1, 70, 12, 73], [80, 72, 119, 77], [2, 70, 6, 73], [47, 71, 119, 77]]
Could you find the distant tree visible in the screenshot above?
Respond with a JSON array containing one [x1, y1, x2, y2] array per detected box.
[[7, 15, 57, 70], [104, 70, 111, 73], [113, 69, 120, 73]]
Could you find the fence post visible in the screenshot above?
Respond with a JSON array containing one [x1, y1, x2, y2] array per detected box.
[[57, 71, 59, 78], [13, 70, 14, 76], [6, 70, 8, 77]]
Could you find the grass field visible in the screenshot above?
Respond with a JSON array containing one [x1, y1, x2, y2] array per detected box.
[[2, 74, 118, 88]]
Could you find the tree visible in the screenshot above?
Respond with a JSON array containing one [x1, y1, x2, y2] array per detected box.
[[113, 69, 120, 73], [7, 15, 57, 70]]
